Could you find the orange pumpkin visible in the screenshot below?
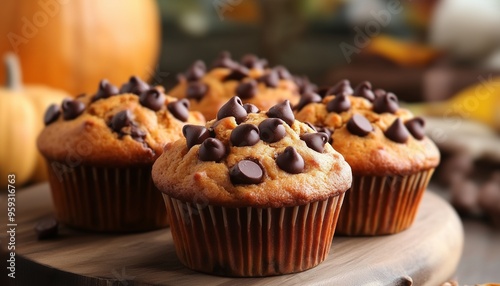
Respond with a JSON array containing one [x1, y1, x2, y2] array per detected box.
[[0, 0, 160, 95]]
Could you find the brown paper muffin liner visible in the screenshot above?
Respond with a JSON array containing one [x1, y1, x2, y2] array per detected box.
[[336, 169, 434, 236], [46, 160, 168, 232], [163, 192, 345, 277]]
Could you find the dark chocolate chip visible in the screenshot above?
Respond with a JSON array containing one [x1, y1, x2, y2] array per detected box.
[[258, 118, 286, 143], [405, 117, 425, 140], [183, 125, 212, 149], [373, 92, 399, 114], [35, 217, 58, 240], [347, 114, 373, 137], [353, 81, 375, 101], [230, 160, 264, 185], [243, 103, 260, 114], [276, 146, 304, 174], [274, 66, 292, 80], [295, 91, 322, 111], [44, 104, 61, 125], [301, 132, 329, 153], [304, 122, 317, 131], [241, 54, 264, 69], [92, 79, 119, 102], [198, 138, 226, 162], [267, 100, 295, 126], [223, 65, 249, 81], [129, 125, 147, 142], [258, 70, 279, 88], [120, 76, 150, 95], [62, 99, 85, 120], [294, 76, 316, 94], [186, 81, 208, 101], [236, 80, 258, 99], [217, 96, 247, 123], [230, 124, 260, 147], [111, 110, 133, 132], [316, 86, 330, 98], [167, 99, 190, 122], [326, 94, 351, 113], [315, 126, 333, 143], [374, 88, 387, 98], [212, 51, 238, 69], [185, 60, 206, 82], [385, 118, 410, 143], [139, 88, 165, 111], [327, 79, 353, 96]]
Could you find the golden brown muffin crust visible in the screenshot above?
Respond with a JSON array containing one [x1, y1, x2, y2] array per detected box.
[[153, 98, 352, 208]]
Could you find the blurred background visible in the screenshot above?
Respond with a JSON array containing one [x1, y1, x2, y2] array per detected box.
[[1, 0, 499, 284]]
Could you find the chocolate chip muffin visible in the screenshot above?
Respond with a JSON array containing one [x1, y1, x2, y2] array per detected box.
[[168, 51, 305, 120], [37, 76, 205, 232], [295, 80, 440, 235], [152, 96, 352, 276]]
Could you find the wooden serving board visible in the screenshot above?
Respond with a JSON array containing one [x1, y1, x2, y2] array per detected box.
[[1, 183, 463, 286]]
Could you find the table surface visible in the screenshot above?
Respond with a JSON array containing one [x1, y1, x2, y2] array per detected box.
[[1, 183, 465, 286]]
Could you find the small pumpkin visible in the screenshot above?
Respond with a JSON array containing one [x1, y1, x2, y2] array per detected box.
[[0, 53, 68, 188], [0, 0, 160, 95]]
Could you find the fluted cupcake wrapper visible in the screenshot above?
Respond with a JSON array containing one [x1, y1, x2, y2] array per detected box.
[[336, 169, 434, 236], [46, 160, 168, 232], [163, 193, 345, 277]]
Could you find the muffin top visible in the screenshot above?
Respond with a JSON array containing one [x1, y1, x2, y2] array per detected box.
[[152, 96, 352, 208], [294, 80, 440, 176], [168, 51, 310, 120], [37, 76, 205, 166]]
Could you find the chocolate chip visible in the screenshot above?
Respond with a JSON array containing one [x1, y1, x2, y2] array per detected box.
[[316, 86, 331, 98], [240, 54, 266, 69], [230, 160, 264, 184], [186, 81, 208, 101], [304, 122, 317, 131], [315, 126, 333, 143], [294, 76, 316, 94], [230, 124, 260, 147], [301, 133, 329, 153], [347, 114, 373, 137], [405, 117, 425, 140], [92, 79, 119, 102], [276, 146, 304, 174], [62, 99, 85, 120], [374, 88, 387, 98], [129, 125, 147, 142], [199, 138, 226, 162], [217, 96, 247, 123], [120, 76, 150, 95], [295, 91, 322, 111], [110, 110, 133, 132], [167, 99, 190, 122], [267, 100, 295, 126], [385, 118, 410, 143], [212, 51, 238, 69], [35, 217, 58, 240], [139, 88, 165, 111], [236, 80, 258, 99], [258, 118, 286, 143], [185, 60, 206, 82], [44, 104, 61, 125], [327, 79, 353, 96], [183, 125, 212, 149], [258, 70, 279, 88], [353, 81, 375, 101], [326, 94, 351, 113], [275, 66, 292, 80], [373, 92, 399, 114], [243, 103, 260, 113], [223, 65, 249, 81]]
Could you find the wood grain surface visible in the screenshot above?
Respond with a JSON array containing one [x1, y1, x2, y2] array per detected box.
[[0, 183, 463, 286]]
